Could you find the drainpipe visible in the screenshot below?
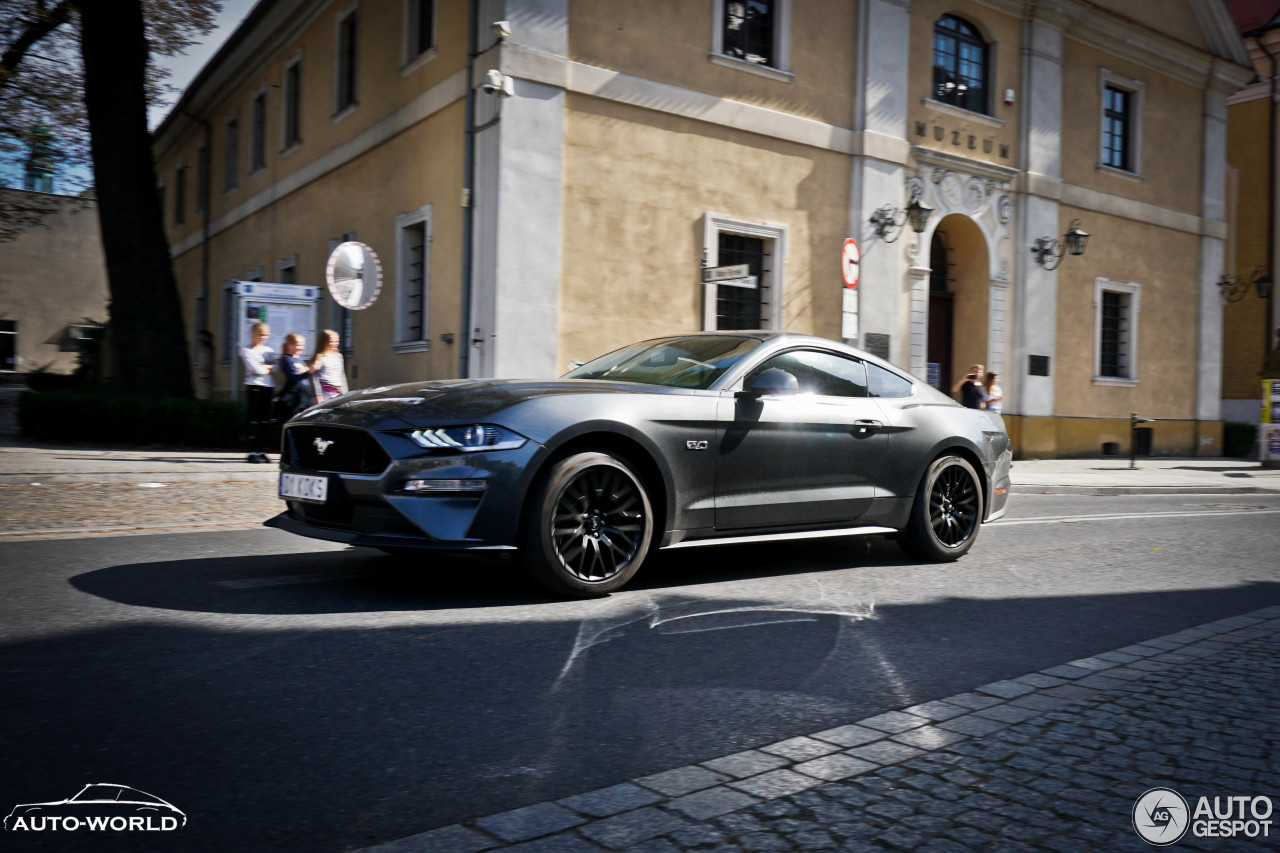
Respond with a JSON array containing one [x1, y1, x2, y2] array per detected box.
[[459, 0, 478, 379]]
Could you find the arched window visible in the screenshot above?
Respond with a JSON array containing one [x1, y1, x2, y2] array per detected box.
[[933, 15, 988, 114]]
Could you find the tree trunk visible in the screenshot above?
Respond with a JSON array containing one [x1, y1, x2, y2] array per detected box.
[[78, 0, 193, 399]]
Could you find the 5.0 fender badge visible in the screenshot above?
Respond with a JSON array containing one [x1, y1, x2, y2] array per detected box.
[[686, 440, 709, 451]]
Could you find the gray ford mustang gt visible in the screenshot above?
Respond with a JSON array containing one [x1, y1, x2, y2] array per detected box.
[[267, 332, 1011, 597]]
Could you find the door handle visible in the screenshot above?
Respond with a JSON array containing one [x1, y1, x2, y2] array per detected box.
[[852, 420, 883, 437]]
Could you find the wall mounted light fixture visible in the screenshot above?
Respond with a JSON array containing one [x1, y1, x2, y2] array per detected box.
[[870, 187, 934, 243], [1031, 219, 1090, 270], [1217, 267, 1274, 303]]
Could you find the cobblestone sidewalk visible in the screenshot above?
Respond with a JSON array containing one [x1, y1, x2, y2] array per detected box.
[[0, 480, 281, 536], [366, 609, 1280, 853]]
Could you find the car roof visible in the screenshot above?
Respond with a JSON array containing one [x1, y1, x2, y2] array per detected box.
[[639, 330, 912, 379]]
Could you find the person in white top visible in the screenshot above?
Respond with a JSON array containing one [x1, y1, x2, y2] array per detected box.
[[984, 371, 1003, 415], [241, 321, 275, 463], [310, 329, 350, 403]]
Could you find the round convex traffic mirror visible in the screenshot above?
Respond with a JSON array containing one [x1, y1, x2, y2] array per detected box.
[[325, 241, 383, 310]]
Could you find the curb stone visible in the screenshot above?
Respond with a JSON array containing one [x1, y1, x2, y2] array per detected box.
[[356, 605, 1280, 852]]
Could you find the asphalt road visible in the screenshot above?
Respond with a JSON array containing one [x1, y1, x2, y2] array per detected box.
[[2, 493, 1279, 852]]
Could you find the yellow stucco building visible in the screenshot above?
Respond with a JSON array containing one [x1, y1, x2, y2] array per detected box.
[[153, 0, 1253, 458], [1223, 1, 1280, 437]]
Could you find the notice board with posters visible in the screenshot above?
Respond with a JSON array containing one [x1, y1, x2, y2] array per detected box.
[[231, 281, 321, 400]]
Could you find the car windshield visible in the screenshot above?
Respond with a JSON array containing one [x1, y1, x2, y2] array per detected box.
[[563, 336, 762, 389], [73, 786, 124, 802]]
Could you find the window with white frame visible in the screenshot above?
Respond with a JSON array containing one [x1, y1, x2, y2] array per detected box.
[[0, 319, 16, 371], [195, 142, 209, 214], [277, 254, 299, 285], [173, 163, 187, 225], [282, 52, 303, 151], [1094, 278, 1140, 383], [335, 3, 359, 115], [1098, 69, 1144, 177], [327, 235, 355, 354], [712, 0, 791, 79], [395, 206, 431, 348], [250, 89, 267, 172], [702, 215, 788, 332], [224, 114, 239, 191], [403, 0, 435, 68]]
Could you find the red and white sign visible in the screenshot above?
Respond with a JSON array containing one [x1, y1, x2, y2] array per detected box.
[[841, 238, 860, 289]]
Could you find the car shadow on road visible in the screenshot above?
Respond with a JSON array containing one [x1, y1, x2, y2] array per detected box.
[[68, 534, 915, 615]]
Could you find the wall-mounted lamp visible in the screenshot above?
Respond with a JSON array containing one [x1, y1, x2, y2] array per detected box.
[[869, 187, 933, 243], [1217, 267, 1274, 303], [1031, 219, 1090, 270]]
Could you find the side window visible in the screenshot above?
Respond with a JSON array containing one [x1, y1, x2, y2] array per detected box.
[[867, 363, 913, 398], [743, 350, 868, 397]]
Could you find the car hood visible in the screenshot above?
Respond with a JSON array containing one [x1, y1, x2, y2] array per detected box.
[[295, 378, 672, 428]]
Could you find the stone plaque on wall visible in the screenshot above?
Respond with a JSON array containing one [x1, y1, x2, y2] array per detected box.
[[1029, 355, 1051, 376], [864, 333, 890, 361]]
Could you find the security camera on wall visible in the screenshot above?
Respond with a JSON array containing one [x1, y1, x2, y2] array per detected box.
[[480, 69, 515, 97], [490, 20, 511, 40]]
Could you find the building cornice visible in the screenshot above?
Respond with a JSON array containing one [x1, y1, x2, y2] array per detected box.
[[154, 0, 330, 162], [1033, 0, 1252, 92]]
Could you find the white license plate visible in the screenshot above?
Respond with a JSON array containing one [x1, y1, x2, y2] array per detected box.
[[279, 473, 329, 504]]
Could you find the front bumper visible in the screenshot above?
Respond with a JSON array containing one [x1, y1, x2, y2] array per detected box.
[[269, 423, 543, 548]]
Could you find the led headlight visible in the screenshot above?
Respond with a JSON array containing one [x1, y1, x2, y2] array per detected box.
[[408, 424, 527, 452], [403, 478, 487, 493]]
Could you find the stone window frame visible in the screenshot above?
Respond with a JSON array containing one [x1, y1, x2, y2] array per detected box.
[[1097, 68, 1145, 182], [701, 214, 788, 332], [394, 204, 432, 351], [1092, 277, 1141, 386], [401, 0, 437, 76], [709, 0, 793, 83]]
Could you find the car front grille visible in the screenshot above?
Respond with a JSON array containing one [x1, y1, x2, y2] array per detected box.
[[285, 425, 390, 474]]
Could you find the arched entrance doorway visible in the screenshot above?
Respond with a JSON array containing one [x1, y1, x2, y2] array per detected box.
[[926, 213, 989, 399]]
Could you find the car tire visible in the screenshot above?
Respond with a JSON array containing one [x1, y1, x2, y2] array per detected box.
[[899, 454, 984, 562], [520, 451, 654, 598]]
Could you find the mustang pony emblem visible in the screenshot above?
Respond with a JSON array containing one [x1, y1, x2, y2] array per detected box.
[[313, 437, 335, 455]]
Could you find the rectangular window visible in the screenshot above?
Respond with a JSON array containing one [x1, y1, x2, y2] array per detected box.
[[396, 207, 431, 346], [220, 284, 235, 363], [1103, 85, 1130, 171], [224, 116, 239, 191], [406, 0, 435, 61], [1099, 291, 1128, 378], [716, 233, 767, 330], [703, 216, 787, 332], [0, 319, 16, 371], [722, 0, 775, 67], [173, 165, 187, 225], [277, 256, 298, 285], [328, 235, 356, 354], [336, 7, 359, 113], [283, 56, 303, 149], [195, 143, 209, 214], [250, 91, 267, 171], [1094, 279, 1140, 383]]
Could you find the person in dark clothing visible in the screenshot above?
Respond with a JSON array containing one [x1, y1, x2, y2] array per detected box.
[[273, 333, 315, 423], [952, 363, 987, 409]]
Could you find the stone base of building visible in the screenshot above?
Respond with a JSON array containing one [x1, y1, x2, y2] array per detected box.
[[1003, 416, 1223, 460]]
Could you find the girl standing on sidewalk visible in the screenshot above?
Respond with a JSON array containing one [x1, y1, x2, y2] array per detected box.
[[240, 321, 275, 463], [310, 329, 349, 404], [273, 333, 316, 422]]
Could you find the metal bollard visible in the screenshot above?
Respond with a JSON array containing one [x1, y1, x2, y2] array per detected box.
[[1130, 412, 1154, 470]]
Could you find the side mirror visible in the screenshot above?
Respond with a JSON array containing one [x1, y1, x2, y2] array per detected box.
[[736, 368, 799, 399]]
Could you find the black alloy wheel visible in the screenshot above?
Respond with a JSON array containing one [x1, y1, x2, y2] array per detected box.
[[929, 462, 980, 547], [522, 451, 654, 597], [900, 454, 983, 561]]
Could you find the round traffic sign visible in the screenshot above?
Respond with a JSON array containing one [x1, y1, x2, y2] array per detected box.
[[841, 238, 860, 289]]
